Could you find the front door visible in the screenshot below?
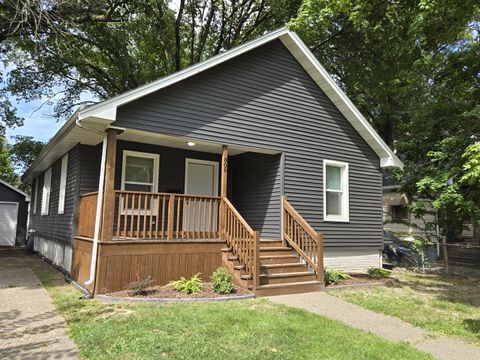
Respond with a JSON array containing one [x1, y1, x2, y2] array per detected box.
[[184, 159, 219, 234]]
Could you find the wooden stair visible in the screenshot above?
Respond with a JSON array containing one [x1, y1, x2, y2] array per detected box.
[[223, 239, 323, 296]]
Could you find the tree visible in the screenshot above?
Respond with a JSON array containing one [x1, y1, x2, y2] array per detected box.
[[1, 0, 301, 121], [0, 136, 18, 185], [9, 135, 44, 174]]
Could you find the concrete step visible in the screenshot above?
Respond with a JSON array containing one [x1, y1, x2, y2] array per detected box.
[[260, 271, 316, 285], [254, 280, 323, 297]]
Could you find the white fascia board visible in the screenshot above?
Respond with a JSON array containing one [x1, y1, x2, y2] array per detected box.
[[280, 31, 403, 169], [78, 28, 291, 123]]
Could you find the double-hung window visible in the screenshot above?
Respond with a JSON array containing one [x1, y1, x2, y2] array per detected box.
[[323, 160, 349, 222], [41, 167, 52, 215], [58, 154, 69, 214], [121, 151, 159, 215], [121, 151, 159, 192]]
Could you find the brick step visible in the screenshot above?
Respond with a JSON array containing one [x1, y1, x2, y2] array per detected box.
[[254, 280, 323, 297], [260, 254, 299, 264], [260, 271, 316, 285]]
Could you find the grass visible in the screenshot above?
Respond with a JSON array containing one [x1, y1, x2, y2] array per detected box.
[[330, 271, 480, 345], [33, 263, 432, 360]]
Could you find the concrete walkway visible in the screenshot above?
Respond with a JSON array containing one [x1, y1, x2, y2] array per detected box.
[[0, 247, 78, 359], [270, 292, 480, 360]]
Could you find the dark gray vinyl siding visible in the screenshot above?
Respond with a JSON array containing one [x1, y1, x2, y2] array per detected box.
[[231, 153, 282, 239], [77, 141, 222, 195], [29, 145, 81, 244], [0, 183, 29, 245], [114, 39, 383, 248]]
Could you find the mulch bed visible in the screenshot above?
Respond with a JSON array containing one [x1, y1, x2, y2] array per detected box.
[[327, 274, 391, 288], [108, 283, 252, 299]]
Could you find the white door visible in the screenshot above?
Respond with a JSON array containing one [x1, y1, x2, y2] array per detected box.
[[184, 159, 219, 233], [0, 202, 18, 246]]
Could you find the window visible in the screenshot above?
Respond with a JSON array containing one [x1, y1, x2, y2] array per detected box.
[[32, 179, 38, 214], [58, 154, 69, 214], [323, 160, 349, 222], [391, 205, 408, 221], [41, 167, 52, 215], [121, 151, 159, 192]]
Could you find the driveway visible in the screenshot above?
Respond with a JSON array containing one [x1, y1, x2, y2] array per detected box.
[[0, 247, 78, 359]]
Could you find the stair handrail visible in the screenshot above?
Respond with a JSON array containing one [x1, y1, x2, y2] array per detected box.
[[221, 197, 260, 288], [282, 196, 324, 284]]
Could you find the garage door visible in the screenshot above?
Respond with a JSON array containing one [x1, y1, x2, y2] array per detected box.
[[0, 202, 18, 246]]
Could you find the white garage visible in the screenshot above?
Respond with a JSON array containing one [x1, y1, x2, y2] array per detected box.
[[0, 179, 29, 247], [0, 202, 19, 246]]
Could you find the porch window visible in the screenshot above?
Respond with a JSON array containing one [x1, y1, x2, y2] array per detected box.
[[323, 160, 349, 222], [121, 150, 159, 193]]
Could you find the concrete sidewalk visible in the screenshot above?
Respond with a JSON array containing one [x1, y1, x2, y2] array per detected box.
[[270, 292, 480, 360], [0, 247, 78, 359]]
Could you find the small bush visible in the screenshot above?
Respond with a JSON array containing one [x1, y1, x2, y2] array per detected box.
[[128, 273, 154, 296], [367, 267, 391, 278], [169, 273, 203, 294], [211, 267, 234, 294], [324, 269, 351, 286]]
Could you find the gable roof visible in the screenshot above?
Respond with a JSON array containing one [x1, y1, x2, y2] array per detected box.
[[0, 179, 30, 201], [25, 28, 402, 181]]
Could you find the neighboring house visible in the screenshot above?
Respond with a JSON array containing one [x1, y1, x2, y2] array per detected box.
[[24, 28, 402, 296], [383, 185, 479, 243], [0, 179, 29, 247]]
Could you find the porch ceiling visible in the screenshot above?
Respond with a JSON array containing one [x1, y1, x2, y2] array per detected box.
[[117, 128, 279, 156]]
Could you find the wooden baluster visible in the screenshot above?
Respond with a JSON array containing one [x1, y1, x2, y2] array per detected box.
[[167, 194, 175, 240], [187, 199, 191, 239], [136, 195, 141, 239], [202, 198, 207, 239], [123, 193, 128, 239], [130, 194, 135, 239], [142, 194, 147, 239], [115, 193, 121, 239], [160, 196, 165, 239], [176, 196, 181, 239], [149, 194, 154, 239]]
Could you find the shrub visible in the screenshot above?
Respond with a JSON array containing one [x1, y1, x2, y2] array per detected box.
[[211, 267, 234, 294], [128, 273, 154, 296], [367, 267, 391, 278], [324, 269, 351, 286], [169, 273, 203, 294]]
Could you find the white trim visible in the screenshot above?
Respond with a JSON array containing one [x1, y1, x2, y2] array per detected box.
[[41, 167, 52, 216], [58, 153, 69, 214], [184, 158, 219, 196], [32, 179, 38, 214], [323, 160, 349, 222], [121, 150, 160, 192], [0, 201, 19, 247], [0, 178, 29, 199]]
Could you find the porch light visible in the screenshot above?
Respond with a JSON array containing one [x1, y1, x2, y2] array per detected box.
[[186, 141, 196, 147]]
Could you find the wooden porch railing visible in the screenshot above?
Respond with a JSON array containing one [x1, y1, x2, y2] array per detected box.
[[282, 196, 324, 283], [77, 192, 98, 238], [222, 197, 260, 288], [114, 190, 222, 240]]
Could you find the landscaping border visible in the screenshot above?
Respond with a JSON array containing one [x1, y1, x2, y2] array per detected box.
[[96, 293, 255, 303]]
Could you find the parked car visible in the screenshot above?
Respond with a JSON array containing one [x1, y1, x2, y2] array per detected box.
[[383, 231, 420, 268]]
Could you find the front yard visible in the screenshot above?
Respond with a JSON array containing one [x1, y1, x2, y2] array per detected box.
[[330, 271, 480, 345], [34, 263, 431, 360]]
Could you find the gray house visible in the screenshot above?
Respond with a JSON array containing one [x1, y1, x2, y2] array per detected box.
[[24, 28, 402, 296]]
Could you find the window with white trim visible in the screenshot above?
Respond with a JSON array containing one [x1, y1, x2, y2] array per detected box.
[[33, 178, 38, 214], [121, 151, 159, 192], [41, 167, 52, 215], [58, 154, 69, 214], [323, 160, 349, 222]]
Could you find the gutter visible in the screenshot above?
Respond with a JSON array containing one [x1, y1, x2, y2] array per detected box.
[[85, 132, 108, 288]]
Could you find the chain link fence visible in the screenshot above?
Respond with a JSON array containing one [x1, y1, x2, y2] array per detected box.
[[387, 242, 480, 275]]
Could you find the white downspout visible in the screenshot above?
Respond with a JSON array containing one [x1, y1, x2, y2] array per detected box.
[[85, 133, 108, 286]]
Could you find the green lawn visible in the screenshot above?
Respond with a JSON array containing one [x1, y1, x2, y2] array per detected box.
[[34, 265, 432, 360], [330, 272, 480, 345]]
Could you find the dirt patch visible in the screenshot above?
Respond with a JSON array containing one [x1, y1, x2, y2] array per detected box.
[[327, 274, 391, 288], [108, 283, 252, 299]]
